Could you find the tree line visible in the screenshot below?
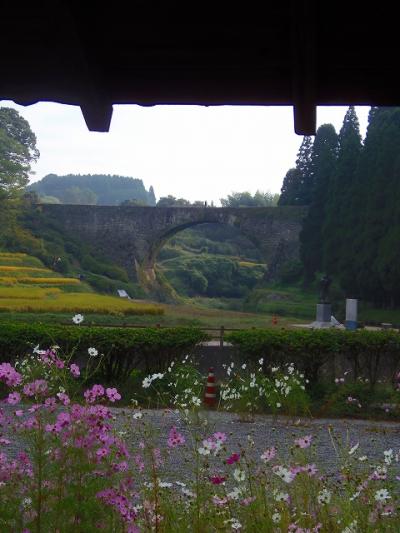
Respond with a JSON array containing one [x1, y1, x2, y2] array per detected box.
[[279, 106, 400, 307]]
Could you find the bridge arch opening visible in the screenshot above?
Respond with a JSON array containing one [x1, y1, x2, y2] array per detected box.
[[149, 221, 267, 301]]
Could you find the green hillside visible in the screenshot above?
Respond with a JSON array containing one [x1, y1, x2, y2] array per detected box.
[[28, 173, 156, 206]]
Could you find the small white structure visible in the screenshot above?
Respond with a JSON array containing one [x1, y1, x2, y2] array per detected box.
[[117, 289, 131, 299]]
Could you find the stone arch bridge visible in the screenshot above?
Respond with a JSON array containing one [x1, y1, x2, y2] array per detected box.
[[40, 204, 307, 290]]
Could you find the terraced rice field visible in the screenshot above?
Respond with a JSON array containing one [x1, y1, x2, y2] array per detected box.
[[0, 252, 163, 316]]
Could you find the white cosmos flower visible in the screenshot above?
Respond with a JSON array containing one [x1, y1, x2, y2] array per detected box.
[[191, 397, 201, 406], [33, 344, 46, 355], [349, 442, 359, 455], [375, 488, 391, 502], [384, 449, 393, 464], [272, 512, 281, 523], [181, 487, 195, 498], [317, 488, 331, 504], [22, 497, 32, 508], [158, 481, 173, 488], [274, 466, 293, 483], [142, 377, 152, 388], [233, 468, 246, 483], [227, 487, 242, 500], [230, 519, 242, 531], [241, 363, 246, 369], [259, 358, 264, 365], [72, 313, 84, 324], [198, 446, 210, 456], [88, 347, 98, 357], [274, 490, 289, 502], [133, 412, 143, 419], [341, 520, 358, 533]]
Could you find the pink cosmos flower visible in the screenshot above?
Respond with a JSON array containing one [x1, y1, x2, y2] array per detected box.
[[45, 397, 57, 409], [304, 463, 318, 476], [134, 454, 145, 472], [212, 495, 228, 507], [213, 431, 227, 443], [57, 392, 70, 405], [106, 387, 121, 402], [56, 412, 71, 429], [0, 363, 22, 387], [226, 452, 240, 464], [70, 363, 80, 377], [261, 446, 276, 462], [294, 435, 312, 448], [96, 447, 109, 459], [7, 391, 21, 405], [23, 379, 48, 397], [55, 359, 65, 369], [209, 475, 226, 485], [167, 426, 185, 447], [241, 496, 256, 506], [15, 409, 24, 417], [84, 384, 105, 403]]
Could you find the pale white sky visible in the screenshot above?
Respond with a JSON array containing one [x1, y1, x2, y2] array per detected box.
[[1, 100, 370, 205]]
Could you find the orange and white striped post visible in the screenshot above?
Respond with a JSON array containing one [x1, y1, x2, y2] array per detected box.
[[204, 367, 217, 408]]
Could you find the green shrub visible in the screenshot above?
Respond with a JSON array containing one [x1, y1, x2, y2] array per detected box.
[[226, 329, 400, 386], [0, 322, 208, 382]]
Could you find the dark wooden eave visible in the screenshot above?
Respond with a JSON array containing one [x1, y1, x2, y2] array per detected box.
[[1, 1, 397, 134]]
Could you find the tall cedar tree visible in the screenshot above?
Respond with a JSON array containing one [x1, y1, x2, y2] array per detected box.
[[322, 107, 362, 281], [351, 107, 400, 306], [300, 124, 338, 283], [279, 136, 313, 205]]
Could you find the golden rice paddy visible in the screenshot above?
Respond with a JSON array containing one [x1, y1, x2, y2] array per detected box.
[[0, 252, 163, 316]]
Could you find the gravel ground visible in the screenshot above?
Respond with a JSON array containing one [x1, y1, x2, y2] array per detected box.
[[2, 406, 400, 479]]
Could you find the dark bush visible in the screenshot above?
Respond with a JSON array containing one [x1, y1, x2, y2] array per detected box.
[[0, 323, 208, 383], [226, 329, 400, 387]]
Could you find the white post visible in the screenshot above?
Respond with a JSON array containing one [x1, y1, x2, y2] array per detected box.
[[345, 299, 358, 330]]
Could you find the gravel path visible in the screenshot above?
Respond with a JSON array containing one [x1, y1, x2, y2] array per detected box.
[[2, 406, 400, 479]]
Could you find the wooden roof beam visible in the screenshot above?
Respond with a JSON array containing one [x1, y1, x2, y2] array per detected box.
[[291, 0, 317, 135]]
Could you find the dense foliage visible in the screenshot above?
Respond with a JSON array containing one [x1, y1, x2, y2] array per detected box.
[[158, 223, 265, 298], [28, 173, 156, 206], [0, 107, 39, 236], [220, 190, 279, 207]]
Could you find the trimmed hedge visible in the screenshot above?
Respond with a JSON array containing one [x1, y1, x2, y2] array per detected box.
[[226, 329, 400, 387], [0, 323, 209, 382]]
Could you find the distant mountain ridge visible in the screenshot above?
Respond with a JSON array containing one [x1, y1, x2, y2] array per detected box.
[[28, 173, 156, 206]]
